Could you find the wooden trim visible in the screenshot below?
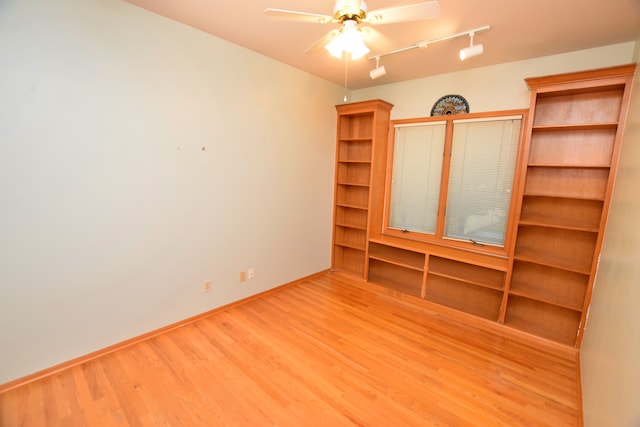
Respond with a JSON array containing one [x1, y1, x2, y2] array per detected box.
[[577, 354, 585, 426], [0, 270, 329, 394], [383, 109, 529, 258], [525, 63, 637, 89], [335, 99, 394, 115]]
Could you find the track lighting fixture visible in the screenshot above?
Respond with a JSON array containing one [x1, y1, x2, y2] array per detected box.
[[459, 31, 483, 60], [369, 56, 387, 80], [367, 25, 489, 75]]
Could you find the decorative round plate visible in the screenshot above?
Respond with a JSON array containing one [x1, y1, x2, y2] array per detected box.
[[430, 94, 469, 116]]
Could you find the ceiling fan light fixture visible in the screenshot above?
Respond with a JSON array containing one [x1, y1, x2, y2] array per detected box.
[[325, 36, 345, 59], [325, 19, 370, 60]]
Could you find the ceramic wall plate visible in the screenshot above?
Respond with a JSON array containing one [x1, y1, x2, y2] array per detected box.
[[431, 94, 469, 116]]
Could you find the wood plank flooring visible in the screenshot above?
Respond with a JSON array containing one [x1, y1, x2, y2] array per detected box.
[[0, 272, 579, 426]]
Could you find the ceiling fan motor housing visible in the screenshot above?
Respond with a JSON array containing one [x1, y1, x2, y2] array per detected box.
[[333, 0, 368, 22]]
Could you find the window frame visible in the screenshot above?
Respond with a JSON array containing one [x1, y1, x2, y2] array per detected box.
[[382, 110, 528, 257]]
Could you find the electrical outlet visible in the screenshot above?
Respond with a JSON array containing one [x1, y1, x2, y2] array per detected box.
[[240, 271, 247, 282], [203, 280, 212, 293], [247, 268, 255, 280]]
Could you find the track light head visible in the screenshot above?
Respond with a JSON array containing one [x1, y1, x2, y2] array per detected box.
[[370, 65, 386, 79], [369, 56, 387, 80], [459, 31, 484, 60], [459, 43, 483, 60]]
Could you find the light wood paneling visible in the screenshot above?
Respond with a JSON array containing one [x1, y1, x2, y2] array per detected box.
[[0, 272, 579, 426]]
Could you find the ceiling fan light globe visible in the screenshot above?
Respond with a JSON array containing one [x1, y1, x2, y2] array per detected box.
[[325, 37, 344, 58], [349, 40, 370, 59]]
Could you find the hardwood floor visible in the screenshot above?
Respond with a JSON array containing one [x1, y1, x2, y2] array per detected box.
[[0, 272, 579, 426]]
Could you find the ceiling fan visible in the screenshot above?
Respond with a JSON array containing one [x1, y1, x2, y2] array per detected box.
[[264, 0, 440, 60]]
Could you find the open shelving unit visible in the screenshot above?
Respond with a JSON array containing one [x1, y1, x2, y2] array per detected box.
[[506, 64, 635, 347], [426, 256, 505, 321], [367, 241, 426, 297], [331, 100, 393, 277], [329, 65, 634, 349], [364, 235, 509, 321]]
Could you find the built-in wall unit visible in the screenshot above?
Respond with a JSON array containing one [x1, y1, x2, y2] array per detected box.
[[330, 64, 636, 348]]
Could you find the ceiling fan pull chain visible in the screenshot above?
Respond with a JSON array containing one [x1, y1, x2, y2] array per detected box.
[[343, 54, 349, 102]]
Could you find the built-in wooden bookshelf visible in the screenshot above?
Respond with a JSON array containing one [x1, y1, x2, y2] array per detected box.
[[330, 64, 635, 348], [365, 235, 509, 322], [506, 64, 635, 346], [331, 100, 393, 277]]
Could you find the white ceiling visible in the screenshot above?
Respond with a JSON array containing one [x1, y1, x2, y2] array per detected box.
[[123, 0, 640, 90]]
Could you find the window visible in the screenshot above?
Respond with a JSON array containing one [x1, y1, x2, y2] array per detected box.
[[388, 121, 446, 234], [385, 112, 525, 252]]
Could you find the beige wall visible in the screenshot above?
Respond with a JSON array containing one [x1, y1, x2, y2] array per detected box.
[[0, 0, 343, 384], [580, 39, 640, 426]]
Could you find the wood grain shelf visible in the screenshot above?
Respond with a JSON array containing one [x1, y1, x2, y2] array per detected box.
[[368, 242, 425, 271], [425, 275, 503, 321], [523, 167, 609, 200], [519, 196, 603, 232], [509, 260, 588, 311], [334, 206, 368, 230], [507, 64, 635, 347], [428, 256, 505, 291], [531, 122, 618, 131], [504, 296, 582, 346], [368, 259, 423, 298], [331, 100, 393, 277]]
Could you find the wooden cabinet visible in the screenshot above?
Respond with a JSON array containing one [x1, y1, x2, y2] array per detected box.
[[331, 100, 393, 277], [505, 64, 635, 346]]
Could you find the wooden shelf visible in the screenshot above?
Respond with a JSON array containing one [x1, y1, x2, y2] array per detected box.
[[428, 256, 505, 291], [531, 122, 618, 132], [524, 166, 609, 200], [368, 259, 423, 298], [532, 85, 625, 127], [333, 246, 366, 276], [335, 206, 368, 230], [368, 242, 425, 271], [504, 296, 581, 346], [519, 196, 603, 232], [510, 261, 588, 311], [338, 137, 373, 142], [527, 164, 611, 169], [514, 225, 597, 274], [332, 100, 393, 278], [337, 163, 371, 188], [335, 201, 368, 210], [508, 65, 635, 347], [425, 275, 502, 321], [334, 226, 366, 251]]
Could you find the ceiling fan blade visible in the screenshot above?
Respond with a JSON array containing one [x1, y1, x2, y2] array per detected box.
[[304, 29, 340, 54], [359, 27, 390, 52], [364, 1, 440, 25], [264, 8, 335, 24]]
